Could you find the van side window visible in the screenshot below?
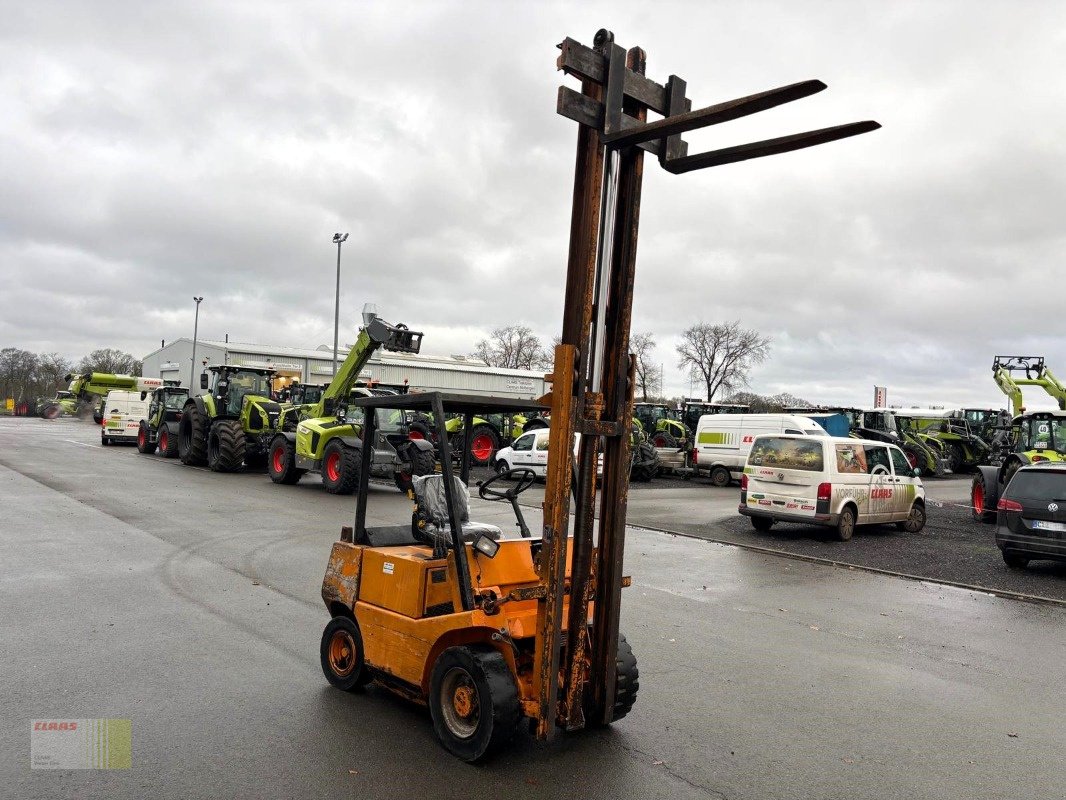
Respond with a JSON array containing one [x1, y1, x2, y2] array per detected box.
[[862, 445, 891, 474], [513, 433, 534, 452], [784, 429, 802, 435], [889, 447, 911, 475], [835, 443, 867, 473]]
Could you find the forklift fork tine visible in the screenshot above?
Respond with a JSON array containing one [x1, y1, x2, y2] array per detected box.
[[662, 120, 882, 173]]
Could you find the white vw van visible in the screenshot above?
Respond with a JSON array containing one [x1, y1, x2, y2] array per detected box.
[[739, 434, 926, 540], [101, 390, 151, 446], [693, 413, 828, 487]]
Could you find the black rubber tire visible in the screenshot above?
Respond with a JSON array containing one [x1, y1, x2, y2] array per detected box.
[[651, 431, 679, 449], [244, 451, 268, 470], [896, 502, 926, 533], [610, 633, 639, 722], [751, 516, 773, 532], [901, 445, 922, 471], [320, 616, 372, 691], [971, 472, 998, 523], [159, 426, 180, 459], [1002, 550, 1030, 569], [41, 404, 60, 419], [137, 422, 157, 454], [394, 446, 436, 494], [464, 424, 500, 466], [522, 418, 549, 432], [268, 435, 304, 485], [321, 439, 360, 495], [494, 458, 510, 476], [207, 419, 247, 473], [100, 435, 110, 446], [836, 505, 857, 541], [428, 646, 520, 763], [709, 466, 731, 487], [945, 444, 963, 474], [179, 403, 208, 466], [408, 421, 433, 440]]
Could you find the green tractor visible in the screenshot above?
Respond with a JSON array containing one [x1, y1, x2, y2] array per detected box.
[[632, 402, 687, 448], [891, 409, 989, 472], [136, 385, 191, 458], [440, 411, 549, 466], [268, 310, 430, 494], [971, 410, 1066, 521], [178, 366, 286, 472]]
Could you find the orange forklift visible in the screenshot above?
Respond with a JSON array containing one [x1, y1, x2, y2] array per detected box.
[[317, 29, 878, 761]]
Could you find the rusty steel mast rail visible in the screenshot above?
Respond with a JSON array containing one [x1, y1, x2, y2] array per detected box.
[[533, 28, 880, 740]]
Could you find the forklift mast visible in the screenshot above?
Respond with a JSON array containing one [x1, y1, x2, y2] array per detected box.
[[993, 356, 1066, 416], [534, 29, 879, 738], [317, 313, 423, 418]]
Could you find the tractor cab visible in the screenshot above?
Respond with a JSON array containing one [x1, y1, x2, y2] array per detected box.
[[1013, 411, 1066, 458], [202, 366, 277, 416]]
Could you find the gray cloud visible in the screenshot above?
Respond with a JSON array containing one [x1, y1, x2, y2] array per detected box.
[[2, 1, 1064, 411]]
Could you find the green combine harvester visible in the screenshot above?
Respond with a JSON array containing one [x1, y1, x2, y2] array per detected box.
[[267, 307, 428, 494], [40, 372, 141, 420]]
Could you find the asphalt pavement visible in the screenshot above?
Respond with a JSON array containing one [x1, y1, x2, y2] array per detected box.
[[2, 416, 1064, 800]]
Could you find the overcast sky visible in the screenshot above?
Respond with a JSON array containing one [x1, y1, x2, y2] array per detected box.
[[2, 1, 1064, 409]]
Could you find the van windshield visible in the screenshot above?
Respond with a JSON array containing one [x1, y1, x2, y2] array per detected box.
[[748, 437, 824, 471]]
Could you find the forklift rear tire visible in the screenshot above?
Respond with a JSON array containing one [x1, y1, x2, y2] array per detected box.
[[320, 616, 371, 691], [709, 466, 731, 487], [584, 632, 640, 726], [268, 436, 304, 485], [322, 440, 360, 494], [137, 422, 157, 454], [429, 646, 520, 762]]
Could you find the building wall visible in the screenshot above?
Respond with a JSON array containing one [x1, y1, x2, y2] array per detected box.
[[141, 339, 226, 395]]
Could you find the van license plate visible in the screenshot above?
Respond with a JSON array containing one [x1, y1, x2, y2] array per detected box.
[[1032, 520, 1066, 532]]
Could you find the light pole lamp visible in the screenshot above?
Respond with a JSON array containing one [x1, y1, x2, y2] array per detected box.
[[190, 296, 203, 391], [332, 233, 349, 376]]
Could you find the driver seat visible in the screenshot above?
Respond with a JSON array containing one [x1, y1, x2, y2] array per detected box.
[[411, 474, 502, 546]]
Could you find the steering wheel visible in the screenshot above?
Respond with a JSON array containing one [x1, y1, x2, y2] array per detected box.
[[871, 464, 890, 476], [479, 468, 537, 500]]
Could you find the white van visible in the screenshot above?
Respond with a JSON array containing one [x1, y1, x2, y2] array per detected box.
[[101, 390, 151, 446], [693, 413, 828, 487], [493, 429, 600, 479], [739, 434, 926, 541]]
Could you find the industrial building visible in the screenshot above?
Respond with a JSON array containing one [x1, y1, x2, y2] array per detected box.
[[141, 338, 546, 399]]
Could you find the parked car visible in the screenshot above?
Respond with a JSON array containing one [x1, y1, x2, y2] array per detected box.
[[739, 434, 926, 541], [994, 463, 1066, 569], [494, 429, 600, 479], [693, 413, 827, 487], [100, 390, 150, 446]]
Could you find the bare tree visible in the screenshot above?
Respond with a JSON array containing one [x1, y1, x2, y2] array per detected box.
[[77, 348, 141, 375], [0, 348, 39, 401], [473, 325, 550, 370], [676, 321, 771, 401], [37, 353, 72, 393], [725, 390, 811, 413], [630, 332, 661, 401]]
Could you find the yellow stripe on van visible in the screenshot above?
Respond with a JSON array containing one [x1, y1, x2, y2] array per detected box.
[[697, 431, 736, 445]]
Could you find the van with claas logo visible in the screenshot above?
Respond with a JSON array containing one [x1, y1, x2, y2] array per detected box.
[[692, 413, 827, 487], [738, 434, 926, 541]]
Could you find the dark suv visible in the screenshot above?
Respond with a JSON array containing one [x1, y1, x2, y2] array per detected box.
[[994, 463, 1066, 569]]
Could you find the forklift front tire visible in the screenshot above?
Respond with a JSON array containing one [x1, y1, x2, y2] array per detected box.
[[429, 646, 520, 762], [320, 616, 371, 692]]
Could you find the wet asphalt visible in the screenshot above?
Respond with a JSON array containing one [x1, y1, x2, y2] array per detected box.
[[1, 416, 1064, 800]]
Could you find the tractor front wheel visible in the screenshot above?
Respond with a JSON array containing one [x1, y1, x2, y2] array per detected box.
[[429, 646, 520, 763], [268, 436, 304, 485], [466, 425, 500, 466], [207, 419, 247, 472], [394, 446, 436, 494], [159, 426, 180, 458], [137, 422, 157, 454], [179, 404, 208, 466], [321, 440, 360, 494], [651, 431, 679, 449]]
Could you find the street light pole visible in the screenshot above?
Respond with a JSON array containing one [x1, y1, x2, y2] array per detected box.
[[190, 296, 203, 391], [332, 233, 349, 376]]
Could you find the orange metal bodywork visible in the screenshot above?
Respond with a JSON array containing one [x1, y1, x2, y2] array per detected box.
[[321, 538, 575, 716]]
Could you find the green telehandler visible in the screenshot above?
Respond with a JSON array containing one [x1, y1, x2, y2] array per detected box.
[[267, 310, 429, 494]]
